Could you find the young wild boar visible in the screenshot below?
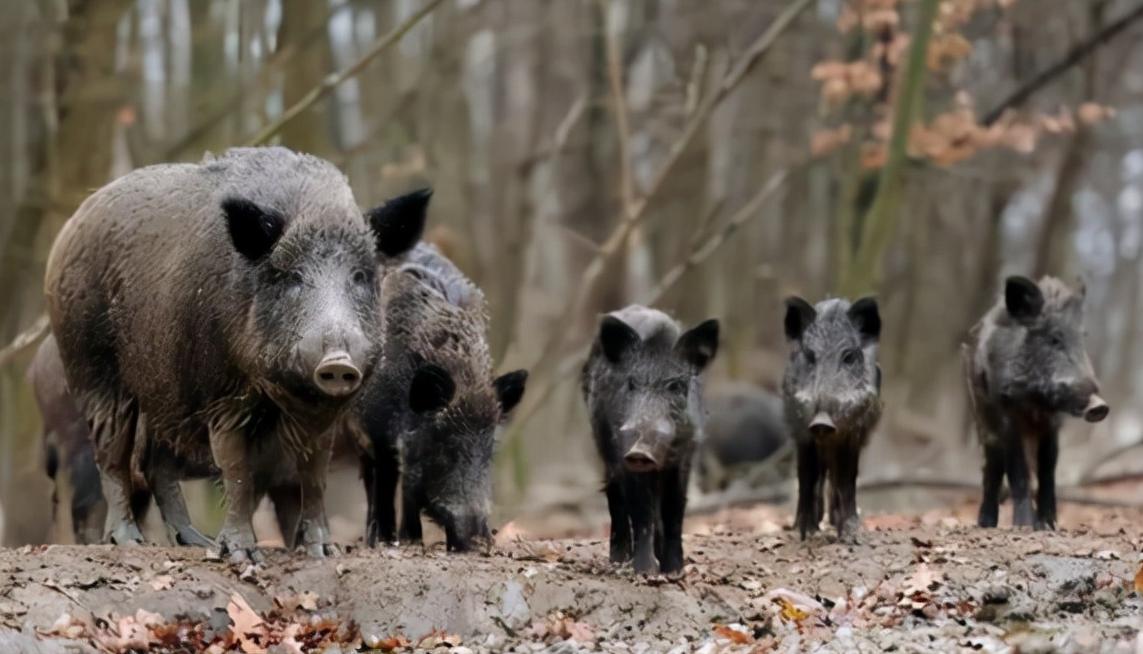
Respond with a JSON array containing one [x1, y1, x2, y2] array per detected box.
[[28, 334, 150, 544], [782, 296, 881, 542], [697, 383, 791, 493], [965, 276, 1109, 529], [44, 147, 423, 559], [583, 306, 719, 574], [353, 189, 527, 552]]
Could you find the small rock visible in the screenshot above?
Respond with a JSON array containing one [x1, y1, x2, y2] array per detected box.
[[982, 585, 1009, 604]]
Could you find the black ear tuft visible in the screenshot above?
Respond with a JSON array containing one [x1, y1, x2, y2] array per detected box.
[[1004, 276, 1044, 320], [493, 370, 528, 415], [367, 188, 431, 258], [784, 296, 816, 341], [676, 319, 719, 370], [409, 363, 455, 414], [223, 197, 286, 261], [847, 297, 881, 344], [599, 316, 641, 364]]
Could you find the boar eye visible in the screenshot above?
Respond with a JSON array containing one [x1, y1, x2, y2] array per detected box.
[[352, 269, 372, 286], [666, 379, 687, 394], [842, 348, 862, 366], [626, 378, 636, 391], [804, 350, 816, 366], [284, 270, 304, 288]]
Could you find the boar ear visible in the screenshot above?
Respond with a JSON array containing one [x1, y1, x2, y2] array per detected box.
[[409, 363, 455, 414], [493, 370, 528, 415], [676, 319, 720, 370], [599, 316, 641, 364], [223, 197, 286, 261], [1005, 276, 1044, 320], [367, 188, 431, 258], [784, 296, 816, 341], [847, 297, 881, 344]]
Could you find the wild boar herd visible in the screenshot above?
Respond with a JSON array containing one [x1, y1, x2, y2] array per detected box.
[[25, 147, 1109, 575]]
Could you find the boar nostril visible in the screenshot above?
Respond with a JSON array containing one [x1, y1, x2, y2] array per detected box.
[[623, 448, 659, 472], [809, 412, 837, 437], [313, 351, 362, 397], [1084, 395, 1109, 423]]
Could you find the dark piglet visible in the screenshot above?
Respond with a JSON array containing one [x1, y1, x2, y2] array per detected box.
[[782, 297, 882, 542], [965, 276, 1108, 530], [28, 334, 149, 544], [583, 306, 719, 574], [354, 190, 527, 552], [44, 147, 421, 559], [698, 383, 791, 493]]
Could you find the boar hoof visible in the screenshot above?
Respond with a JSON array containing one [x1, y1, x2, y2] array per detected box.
[[1033, 518, 1056, 531], [217, 527, 261, 563], [106, 521, 145, 546], [1012, 504, 1034, 528], [170, 525, 215, 548], [836, 519, 860, 545], [299, 521, 338, 558]]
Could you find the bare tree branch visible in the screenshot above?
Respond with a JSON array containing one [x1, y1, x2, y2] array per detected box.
[[981, 1, 1143, 126], [0, 314, 48, 367], [248, 0, 447, 146], [600, 0, 635, 217]]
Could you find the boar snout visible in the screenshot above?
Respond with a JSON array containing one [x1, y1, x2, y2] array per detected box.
[[312, 351, 363, 397], [1083, 394, 1109, 423], [444, 512, 491, 552], [809, 411, 837, 437], [620, 420, 673, 472]]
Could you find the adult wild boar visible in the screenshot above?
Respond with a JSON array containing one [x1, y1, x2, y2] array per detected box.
[[783, 296, 882, 542], [697, 382, 791, 493], [354, 189, 527, 552], [583, 306, 719, 574], [44, 147, 423, 559], [965, 276, 1109, 530], [28, 334, 150, 544]]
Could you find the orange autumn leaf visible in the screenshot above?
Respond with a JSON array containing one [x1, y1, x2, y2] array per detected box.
[[713, 624, 754, 644], [1134, 564, 1143, 595]]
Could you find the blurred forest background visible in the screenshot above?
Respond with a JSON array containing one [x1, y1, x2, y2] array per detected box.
[[2, 0, 1143, 546]]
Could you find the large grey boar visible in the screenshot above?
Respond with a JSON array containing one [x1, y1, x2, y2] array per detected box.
[[44, 147, 422, 559], [965, 276, 1109, 530], [583, 306, 719, 574], [782, 296, 881, 542], [354, 189, 527, 552], [28, 334, 150, 544]]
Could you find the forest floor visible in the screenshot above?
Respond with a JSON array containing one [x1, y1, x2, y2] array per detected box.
[[2, 496, 1142, 653]]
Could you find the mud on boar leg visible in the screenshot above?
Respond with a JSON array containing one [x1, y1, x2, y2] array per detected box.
[[977, 443, 1004, 528], [605, 478, 632, 563], [295, 431, 338, 557], [147, 460, 213, 547], [659, 466, 688, 574], [1004, 430, 1034, 527], [624, 475, 658, 574], [1035, 432, 1059, 530], [210, 429, 260, 562], [794, 441, 820, 539]]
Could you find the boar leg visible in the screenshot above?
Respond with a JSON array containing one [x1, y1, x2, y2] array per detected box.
[[659, 465, 688, 574], [624, 475, 658, 574], [90, 396, 145, 545], [147, 461, 213, 547], [210, 428, 260, 562], [977, 442, 1004, 528], [295, 432, 338, 558], [365, 449, 400, 547], [399, 478, 423, 544], [605, 477, 632, 563], [269, 485, 302, 549], [1034, 432, 1059, 530], [833, 440, 861, 543], [794, 441, 821, 539], [1004, 431, 1034, 527]]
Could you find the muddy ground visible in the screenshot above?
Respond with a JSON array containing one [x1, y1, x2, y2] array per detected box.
[[3, 496, 1143, 653]]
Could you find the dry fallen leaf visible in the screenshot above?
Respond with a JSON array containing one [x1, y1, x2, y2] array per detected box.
[[227, 592, 266, 654], [1133, 564, 1143, 595], [903, 563, 944, 596], [713, 624, 753, 644]]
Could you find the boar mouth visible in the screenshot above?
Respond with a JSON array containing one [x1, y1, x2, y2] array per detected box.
[[623, 442, 663, 473]]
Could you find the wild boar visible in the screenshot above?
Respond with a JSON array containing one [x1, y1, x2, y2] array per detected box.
[[44, 147, 422, 559], [582, 306, 719, 574], [965, 275, 1108, 529]]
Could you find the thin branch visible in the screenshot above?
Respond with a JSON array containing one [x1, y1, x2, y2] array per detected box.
[[0, 314, 48, 367], [600, 0, 636, 217], [522, 0, 814, 396], [981, 2, 1143, 126], [248, 0, 447, 146]]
